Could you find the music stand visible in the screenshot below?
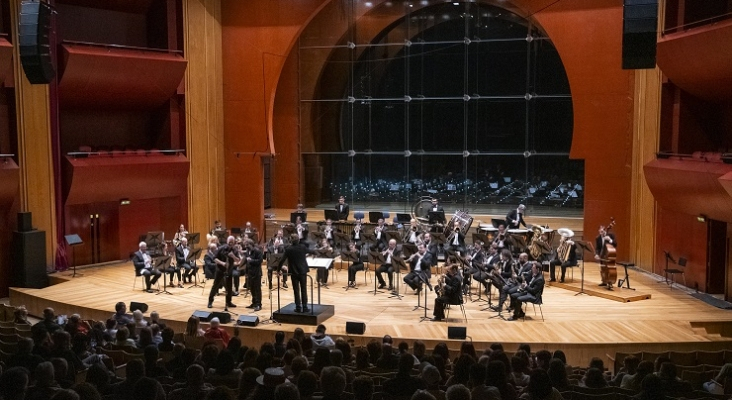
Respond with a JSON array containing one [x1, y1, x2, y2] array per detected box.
[[324, 209, 339, 221], [390, 256, 406, 300], [154, 256, 172, 295], [146, 232, 164, 255], [186, 248, 203, 288], [384, 230, 402, 244], [402, 244, 418, 258], [428, 211, 446, 224], [64, 234, 83, 277], [231, 227, 242, 236], [334, 232, 350, 253], [368, 212, 384, 223], [340, 251, 360, 290], [268, 253, 286, 291], [290, 212, 307, 224], [362, 232, 376, 251], [367, 251, 386, 295], [187, 232, 200, 246], [311, 231, 325, 243], [574, 240, 594, 296], [396, 213, 411, 224]]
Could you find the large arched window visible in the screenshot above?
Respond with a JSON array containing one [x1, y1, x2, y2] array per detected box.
[[299, 0, 581, 216]]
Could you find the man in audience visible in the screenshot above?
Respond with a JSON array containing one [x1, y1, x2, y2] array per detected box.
[[383, 353, 428, 396], [0, 366, 29, 400], [6, 337, 44, 372], [32, 307, 61, 338], [112, 302, 132, 326], [352, 375, 375, 400], [167, 364, 212, 400], [107, 358, 146, 399], [203, 317, 231, 346], [25, 361, 61, 400], [421, 364, 447, 400], [445, 384, 471, 400], [320, 366, 347, 400]]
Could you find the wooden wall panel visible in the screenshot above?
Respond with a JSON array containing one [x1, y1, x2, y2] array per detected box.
[[655, 207, 709, 291], [272, 49, 301, 208], [183, 0, 225, 236]]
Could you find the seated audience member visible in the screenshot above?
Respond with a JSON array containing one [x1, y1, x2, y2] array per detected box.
[[296, 370, 318, 399], [520, 369, 563, 400], [657, 361, 692, 393], [547, 359, 571, 392], [612, 355, 640, 387], [204, 317, 231, 346], [186, 316, 206, 337], [107, 359, 146, 399], [70, 382, 101, 400], [207, 351, 242, 387], [84, 364, 112, 395], [445, 384, 471, 400], [237, 367, 262, 400], [412, 390, 438, 400], [309, 348, 332, 376], [114, 328, 136, 350], [273, 382, 300, 400], [621, 360, 655, 392], [383, 353, 428, 396], [132, 310, 148, 328], [634, 374, 667, 400], [143, 345, 169, 378], [310, 324, 335, 350], [112, 302, 133, 326], [168, 364, 213, 400], [583, 367, 609, 388], [0, 366, 30, 400], [421, 365, 447, 400], [376, 343, 400, 370], [51, 358, 74, 389], [32, 307, 61, 338], [26, 362, 61, 400], [7, 337, 44, 372], [485, 360, 518, 400], [352, 375, 375, 400], [704, 363, 732, 395], [320, 366, 347, 400], [132, 376, 166, 400]]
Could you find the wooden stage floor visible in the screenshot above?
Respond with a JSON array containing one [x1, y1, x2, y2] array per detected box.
[[10, 261, 732, 368]]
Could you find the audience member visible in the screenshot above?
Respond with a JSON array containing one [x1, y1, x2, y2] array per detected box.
[[168, 364, 213, 400], [383, 353, 428, 396], [445, 384, 471, 400], [112, 302, 132, 326], [310, 324, 335, 350], [421, 364, 446, 400], [352, 375, 375, 400], [26, 361, 61, 400], [204, 317, 231, 346], [186, 315, 206, 337], [520, 369, 563, 400], [296, 370, 318, 400], [703, 363, 732, 394], [320, 366, 347, 400], [622, 360, 655, 392], [71, 382, 102, 400], [274, 382, 300, 400]]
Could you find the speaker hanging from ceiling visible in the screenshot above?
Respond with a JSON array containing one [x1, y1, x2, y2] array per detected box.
[[622, 0, 658, 69], [18, 1, 55, 84]]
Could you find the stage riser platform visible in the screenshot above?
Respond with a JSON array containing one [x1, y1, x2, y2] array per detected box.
[[272, 303, 335, 325]]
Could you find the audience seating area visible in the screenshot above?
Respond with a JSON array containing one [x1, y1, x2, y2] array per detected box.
[[0, 301, 730, 400]]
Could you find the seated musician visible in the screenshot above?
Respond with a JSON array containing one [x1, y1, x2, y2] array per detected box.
[[173, 224, 188, 247], [505, 204, 527, 230], [508, 262, 545, 321], [372, 218, 388, 251], [376, 239, 400, 291], [464, 241, 485, 288], [207, 220, 226, 244], [430, 263, 462, 322], [321, 219, 338, 246], [243, 221, 258, 241], [473, 243, 499, 294], [176, 237, 199, 284], [594, 225, 617, 286], [403, 219, 422, 245], [161, 242, 182, 288], [204, 243, 218, 280], [549, 230, 577, 283], [403, 243, 434, 294], [335, 196, 350, 221], [422, 233, 438, 267], [315, 238, 335, 285], [445, 221, 466, 254], [496, 253, 532, 313], [346, 242, 365, 288], [294, 216, 309, 243], [351, 220, 364, 243], [493, 223, 507, 249], [132, 242, 162, 293], [267, 230, 288, 290]]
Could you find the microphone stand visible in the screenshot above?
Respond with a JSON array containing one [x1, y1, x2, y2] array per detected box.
[[418, 273, 432, 323], [574, 241, 592, 297], [260, 269, 280, 325]]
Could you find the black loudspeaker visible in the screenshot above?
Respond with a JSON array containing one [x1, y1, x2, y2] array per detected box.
[[622, 0, 658, 69], [211, 312, 231, 324], [447, 326, 467, 340], [17, 212, 32, 232], [192, 310, 212, 322], [18, 1, 55, 84], [129, 302, 148, 313], [346, 321, 366, 335], [236, 315, 259, 327], [12, 230, 48, 288]]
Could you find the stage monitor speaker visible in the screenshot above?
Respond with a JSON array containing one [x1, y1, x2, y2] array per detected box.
[[12, 229, 48, 288], [17, 212, 32, 232], [447, 326, 467, 340], [18, 1, 55, 84], [129, 302, 148, 313], [622, 0, 658, 69], [346, 321, 366, 335], [192, 310, 212, 322], [211, 312, 231, 324], [237, 315, 259, 327]]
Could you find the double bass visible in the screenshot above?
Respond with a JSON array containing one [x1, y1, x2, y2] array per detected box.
[[599, 218, 617, 288]]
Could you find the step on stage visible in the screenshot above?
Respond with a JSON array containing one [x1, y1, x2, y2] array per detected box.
[[10, 260, 732, 367], [273, 303, 335, 325]]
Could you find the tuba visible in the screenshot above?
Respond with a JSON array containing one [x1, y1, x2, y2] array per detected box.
[[528, 225, 545, 259], [556, 228, 574, 262]]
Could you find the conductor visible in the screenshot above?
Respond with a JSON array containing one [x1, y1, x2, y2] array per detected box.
[[278, 236, 311, 313]]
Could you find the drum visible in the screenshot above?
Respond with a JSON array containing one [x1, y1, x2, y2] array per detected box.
[[507, 229, 530, 249], [478, 224, 498, 242]]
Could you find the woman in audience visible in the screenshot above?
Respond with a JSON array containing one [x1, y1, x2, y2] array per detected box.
[[366, 339, 382, 366], [354, 347, 371, 372], [611, 355, 640, 386], [241, 348, 259, 370], [552, 350, 574, 376], [547, 358, 571, 392], [703, 362, 732, 394], [137, 327, 154, 349], [207, 350, 242, 388], [14, 305, 31, 326], [158, 327, 176, 352], [26, 361, 62, 400], [285, 338, 303, 357], [582, 367, 608, 388], [621, 360, 654, 392], [511, 355, 531, 387], [186, 316, 206, 337], [433, 343, 451, 366], [446, 354, 475, 387], [486, 359, 518, 400], [132, 310, 148, 328], [296, 370, 318, 400], [459, 341, 478, 361], [520, 369, 563, 400], [237, 367, 262, 399], [657, 361, 692, 393], [84, 364, 111, 395], [352, 375, 375, 400], [309, 347, 332, 376], [334, 338, 352, 364], [50, 331, 85, 377]]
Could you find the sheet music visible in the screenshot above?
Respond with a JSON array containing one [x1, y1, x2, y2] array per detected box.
[[307, 257, 333, 270]]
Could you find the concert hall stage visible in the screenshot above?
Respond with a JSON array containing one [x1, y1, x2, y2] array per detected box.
[[9, 260, 732, 368]]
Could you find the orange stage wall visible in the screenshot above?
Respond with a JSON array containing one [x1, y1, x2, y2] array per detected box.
[[221, 0, 635, 260]]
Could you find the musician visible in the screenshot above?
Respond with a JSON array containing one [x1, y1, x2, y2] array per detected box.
[[376, 239, 400, 291], [505, 204, 527, 229], [430, 264, 462, 322], [346, 242, 365, 288], [429, 198, 446, 224], [208, 220, 226, 244], [351, 220, 363, 243], [266, 230, 288, 289], [422, 233, 438, 267], [172, 224, 188, 247], [175, 237, 199, 284], [294, 216, 309, 242], [243, 222, 258, 242], [315, 238, 335, 285], [203, 243, 218, 280], [495, 253, 532, 312], [594, 225, 617, 287], [445, 222, 466, 254], [372, 218, 388, 251], [160, 242, 182, 288], [403, 219, 422, 245], [278, 236, 311, 313], [335, 196, 350, 221], [493, 224, 507, 249], [473, 243, 499, 294], [230, 241, 245, 295], [508, 262, 545, 321], [321, 219, 338, 247], [403, 243, 434, 294], [464, 241, 485, 286], [295, 203, 305, 213], [207, 236, 238, 309], [549, 230, 577, 283], [244, 240, 263, 311], [133, 242, 162, 293]]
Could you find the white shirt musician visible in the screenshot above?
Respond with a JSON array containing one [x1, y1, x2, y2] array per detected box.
[[406, 219, 420, 244], [376, 239, 399, 290], [323, 219, 334, 241], [404, 244, 434, 293], [375, 219, 385, 241]]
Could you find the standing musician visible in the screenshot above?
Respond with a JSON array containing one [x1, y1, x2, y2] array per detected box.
[[505, 204, 527, 229], [493, 223, 508, 249], [207, 236, 238, 309], [549, 229, 577, 283], [508, 262, 545, 321], [346, 242, 365, 288], [335, 196, 350, 221], [376, 239, 400, 291], [277, 236, 311, 313], [594, 225, 617, 287], [445, 221, 466, 254], [172, 224, 188, 247], [266, 229, 288, 289], [495, 253, 532, 313], [243, 240, 263, 311], [473, 243, 499, 294], [133, 242, 162, 293], [403, 219, 422, 245], [430, 263, 462, 322], [175, 237, 199, 284], [430, 198, 444, 212], [203, 243, 218, 280], [321, 219, 338, 246], [372, 218, 388, 251], [231, 240, 246, 296], [314, 238, 335, 285], [403, 243, 434, 294]]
